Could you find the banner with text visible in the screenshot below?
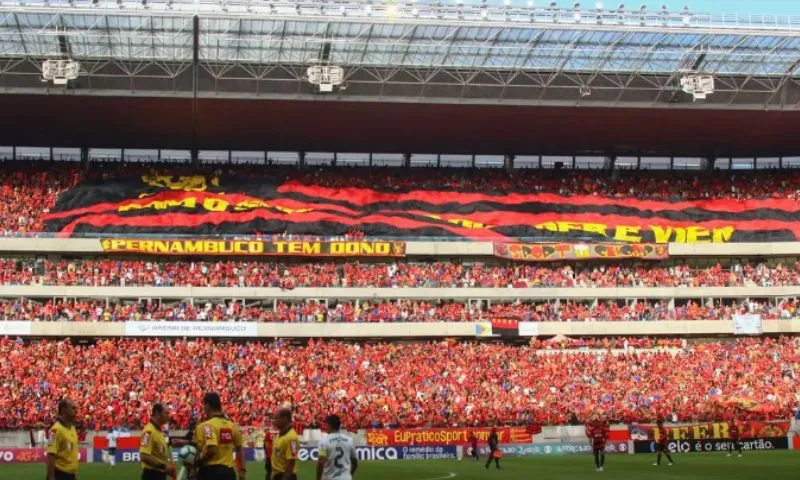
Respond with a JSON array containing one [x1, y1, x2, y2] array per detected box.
[[733, 314, 763, 335], [100, 239, 406, 257], [124, 321, 259, 338], [296, 445, 459, 462], [477, 441, 629, 457], [366, 427, 532, 446], [628, 421, 790, 441], [493, 242, 668, 261], [44, 174, 800, 242], [0, 321, 32, 336], [632, 437, 788, 454], [0, 448, 88, 464]]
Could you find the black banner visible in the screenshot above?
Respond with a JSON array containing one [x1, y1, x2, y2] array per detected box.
[[632, 437, 788, 454], [43, 174, 800, 242]]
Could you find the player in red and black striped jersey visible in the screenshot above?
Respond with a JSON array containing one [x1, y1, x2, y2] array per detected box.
[[585, 415, 610, 472], [653, 420, 675, 467], [726, 420, 743, 458]]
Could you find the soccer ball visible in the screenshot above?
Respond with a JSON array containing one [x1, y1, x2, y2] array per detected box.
[[179, 445, 197, 465]]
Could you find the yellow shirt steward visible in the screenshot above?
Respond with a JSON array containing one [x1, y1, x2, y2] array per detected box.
[[271, 428, 299, 475], [139, 421, 169, 472], [193, 415, 244, 469], [46, 421, 79, 474]]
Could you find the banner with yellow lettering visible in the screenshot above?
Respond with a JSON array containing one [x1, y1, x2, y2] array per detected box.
[[493, 242, 668, 261], [628, 421, 790, 441], [43, 174, 800, 243], [100, 239, 406, 257]]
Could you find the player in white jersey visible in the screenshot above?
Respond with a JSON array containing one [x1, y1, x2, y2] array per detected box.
[[105, 429, 118, 468], [317, 415, 358, 480]]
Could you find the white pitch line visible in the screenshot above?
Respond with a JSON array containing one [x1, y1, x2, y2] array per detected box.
[[420, 473, 457, 480]]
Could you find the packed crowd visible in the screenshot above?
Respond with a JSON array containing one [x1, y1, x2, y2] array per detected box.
[[2, 258, 800, 289], [0, 337, 796, 430], [2, 162, 800, 236], [0, 166, 81, 235], [0, 297, 793, 322]]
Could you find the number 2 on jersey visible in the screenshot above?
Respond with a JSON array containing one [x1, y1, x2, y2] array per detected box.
[[333, 446, 345, 469]]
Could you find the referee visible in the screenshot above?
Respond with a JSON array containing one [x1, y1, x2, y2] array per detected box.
[[271, 408, 299, 480], [46, 399, 80, 480], [193, 393, 246, 480], [140, 403, 176, 480]]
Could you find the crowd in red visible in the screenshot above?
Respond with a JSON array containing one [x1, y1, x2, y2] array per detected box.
[[1, 258, 799, 289], [0, 297, 793, 322], [2, 162, 800, 236], [0, 337, 796, 430], [0, 167, 81, 236]]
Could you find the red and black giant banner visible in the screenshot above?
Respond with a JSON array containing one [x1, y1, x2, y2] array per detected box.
[[44, 174, 800, 243]]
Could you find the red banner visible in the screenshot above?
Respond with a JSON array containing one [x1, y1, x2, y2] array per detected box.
[[94, 436, 140, 449], [365, 427, 532, 446], [493, 242, 668, 261], [0, 448, 88, 464], [628, 421, 790, 441]]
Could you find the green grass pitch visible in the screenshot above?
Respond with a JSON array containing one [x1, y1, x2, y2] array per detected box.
[[3, 452, 799, 480]]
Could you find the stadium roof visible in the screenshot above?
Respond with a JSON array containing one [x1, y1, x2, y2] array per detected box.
[[0, 1, 800, 108]]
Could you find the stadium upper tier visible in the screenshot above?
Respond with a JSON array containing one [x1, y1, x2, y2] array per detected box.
[[1, 1, 800, 108], [2, 258, 798, 289], [0, 337, 795, 430], [4, 163, 800, 241]]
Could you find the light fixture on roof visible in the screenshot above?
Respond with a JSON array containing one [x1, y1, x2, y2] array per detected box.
[[365, 1, 373, 16], [617, 3, 624, 24], [573, 2, 581, 22], [550, 1, 559, 22], [682, 5, 691, 25], [528, 0, 535, 7], [141, 0, 147, 8], [639, 4, 646, 24], [505, 0, 512, 5], [595, 1, 602, 23], [339, 5, 346, 15], [42, 59, 80, 86], [387, 2, 399, 16], [296, 2, 301, 14], [680, 74, 714, 101]]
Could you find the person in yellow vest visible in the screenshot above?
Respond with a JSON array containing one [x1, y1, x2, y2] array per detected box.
[[271, 408, 299, 480], [192, 392, 246, 480], [46, 399, 79, 480], [140, 402, 176, 480]]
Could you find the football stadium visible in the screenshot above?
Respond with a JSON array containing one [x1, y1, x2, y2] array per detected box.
[[0, 0, 799, 479]]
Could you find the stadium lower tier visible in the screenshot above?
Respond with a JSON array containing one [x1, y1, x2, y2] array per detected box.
[[0, 298, 794, 322], [2, 258, 799, 289], [0, 337, 796, 430]]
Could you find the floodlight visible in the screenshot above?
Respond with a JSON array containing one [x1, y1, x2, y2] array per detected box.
[[42, 59, 80, 86], [481, 8, 488, 19], [527, 0, 534, 7], [411, 7, 418, 16], [505, 0, 512, 6]]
